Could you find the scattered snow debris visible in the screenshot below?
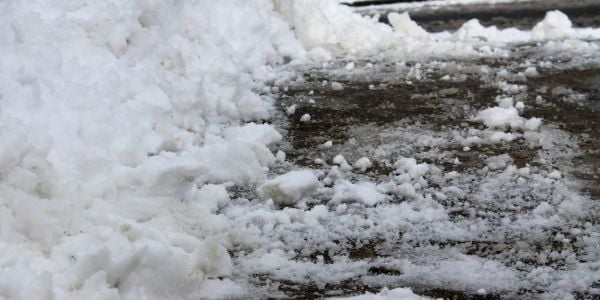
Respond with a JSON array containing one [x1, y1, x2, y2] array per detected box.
[[315, 158, 325, 165], [332, 180, 386, 206], [366, 63, 374, 68], [258, 170, 319, 205], [300, 114, 311, 122], [286, 105, 297, 115], [463, 146, 472, 151], [309, 90, 315, 95], [345, 62, 356, 70], [353, 157, 373, 172], [332, 81, 345, 90], [369, 84, 376, 90], [532, 10, 574, 40], [477, 288, 487, 295]]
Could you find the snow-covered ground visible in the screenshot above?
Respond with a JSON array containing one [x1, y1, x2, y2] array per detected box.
[[0, 0, 599, 299]]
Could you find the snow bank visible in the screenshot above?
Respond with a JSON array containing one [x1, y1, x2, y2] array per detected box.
[[0, 0, 304, 298]]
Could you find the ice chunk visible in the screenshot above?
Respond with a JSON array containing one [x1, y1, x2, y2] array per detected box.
[[258, 170, 319, 205]]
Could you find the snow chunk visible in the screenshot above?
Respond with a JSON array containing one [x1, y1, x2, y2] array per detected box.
[[300, 114, 311, 122], [258, 170, 319, 205], [532, 11, 574, 41], [286, 105, 297, 115], [332, 81, 345, 91], [332, 180, 386, 206], [224, 123, 282, 146], [321, 140, 333, 149], [388, 12, 428, 38], [397, 182, 417, 199], [476, 107, 523, 129], [197, 184, 230, 213], [548, 170, 562, 179], [394, 157, 429, 178], [345, 62, 355, 70], [353, 157, 372, 172], [524, 117, 543, 131]]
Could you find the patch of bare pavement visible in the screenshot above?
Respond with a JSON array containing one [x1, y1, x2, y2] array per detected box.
[[233, 2, 600, 299]]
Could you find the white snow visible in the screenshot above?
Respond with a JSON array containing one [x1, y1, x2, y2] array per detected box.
[[388, 12, 429, 38], [2, 0, 599, 298], [353, 157, 373, 172], [332, 180, 386, 206], [258, 170, 320, 205], [300, 113, 312, 122], [332, 81, 345, 90], [532, 10, 574, 41]]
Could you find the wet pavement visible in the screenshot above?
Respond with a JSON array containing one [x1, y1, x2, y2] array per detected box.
[[232, 1, 600, 299], [356, 0, 600, 32]]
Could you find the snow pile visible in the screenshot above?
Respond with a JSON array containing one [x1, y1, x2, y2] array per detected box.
[[2, 0, 600, 298], [0, 0, 304, 298], [277, 0, 395, 54]]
